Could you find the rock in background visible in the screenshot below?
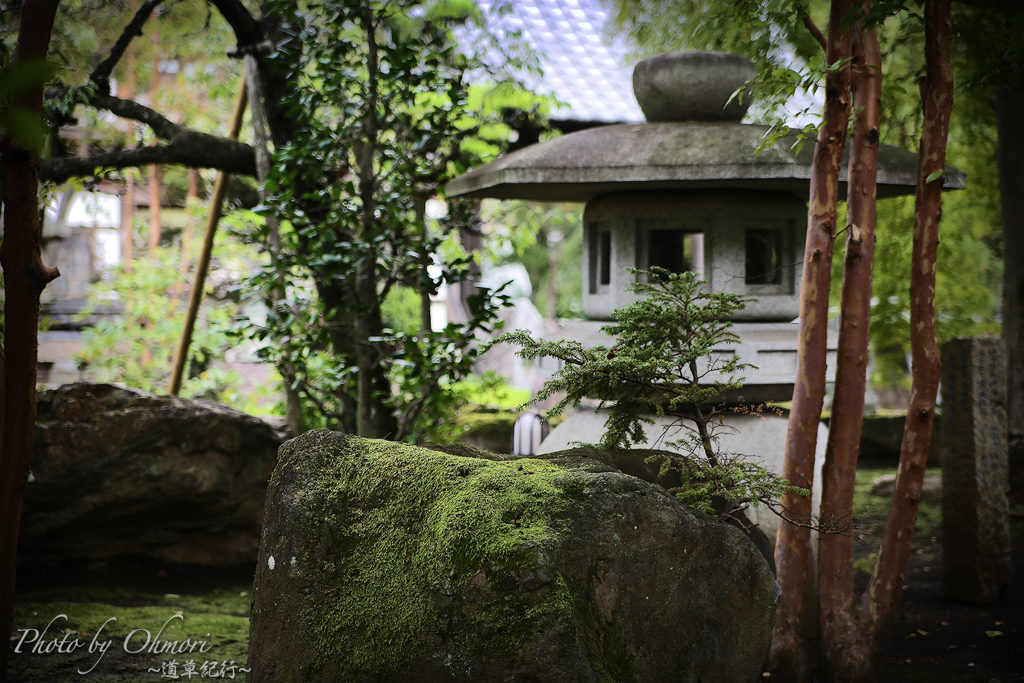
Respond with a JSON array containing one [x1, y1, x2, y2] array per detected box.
[[20, 383, 282, 568], [248, 431, 779, 683]]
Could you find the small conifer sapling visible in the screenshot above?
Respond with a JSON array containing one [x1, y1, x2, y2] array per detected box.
[[493, 267, 806, 522]]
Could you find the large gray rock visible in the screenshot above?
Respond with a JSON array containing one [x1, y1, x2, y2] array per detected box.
[[870, 474, 942, 501], [21, 383, 281, 567], [248, 431, 779, 683]]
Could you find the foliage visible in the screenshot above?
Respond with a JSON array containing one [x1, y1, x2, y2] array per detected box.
[[648, 453, 803, 519], [606, 0, 836, 149], [410, 371, 530, 444], [0, 58, 59, 152], [605, 0, 1005, 402], [499, 268, 751, 450], [493, 267, 805, 519], [77, 236, 260, 411], [482, 200, 584, 320], [831, 100, 1002, 393], [17, 0, 243, 161], [454, 370, 531, 410], [234, 0, 534, 441]]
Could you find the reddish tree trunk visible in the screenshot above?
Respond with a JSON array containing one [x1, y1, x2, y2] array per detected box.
[[148, 162, 162, 252], [770, 1, 853, 680], [860, 0, 953, 659], [121, 178, 136, 267], [817, 11, 881, 682], [0, 2, 61, 680]]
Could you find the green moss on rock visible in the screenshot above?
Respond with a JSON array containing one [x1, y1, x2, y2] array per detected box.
[[250, 431, 779, 683], [276, 433, 583, 678]]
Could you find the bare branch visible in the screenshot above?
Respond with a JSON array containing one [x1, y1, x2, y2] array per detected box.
[[766, 499, 854, 535], [295, 377, 346, 422], [798, 6, 827, 51], [40, 132, 256, 183], [87, 93, 181, 139], [207, 0, 263, 47], [90, 0, 165, 93]]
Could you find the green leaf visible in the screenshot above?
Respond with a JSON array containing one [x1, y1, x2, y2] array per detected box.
[[925, 169, 945, 183], [0, 107, 48, 152], [0, 59, 59, 100]]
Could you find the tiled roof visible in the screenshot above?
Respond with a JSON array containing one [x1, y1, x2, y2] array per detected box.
[[485, 0, 645, 124]]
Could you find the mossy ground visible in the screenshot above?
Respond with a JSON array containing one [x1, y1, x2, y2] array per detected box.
[[8, 557, 252, 682], [851, 463, 945, 575], [851, 463, 1024, 683]]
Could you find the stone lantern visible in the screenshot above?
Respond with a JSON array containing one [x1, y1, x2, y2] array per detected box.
[[448, 51, 962, 404], [447, 51, 964, 628]]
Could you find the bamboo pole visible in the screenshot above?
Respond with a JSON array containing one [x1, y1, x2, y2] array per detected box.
[[168, 79, 248, 395], [148, 27, 163, 255]]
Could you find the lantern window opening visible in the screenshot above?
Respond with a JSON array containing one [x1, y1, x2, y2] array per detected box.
[[744, 229, 783, 286], [644, 228, 705, 280], [588, 221, 613, 294]]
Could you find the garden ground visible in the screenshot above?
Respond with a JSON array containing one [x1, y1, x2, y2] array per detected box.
[[6, 462, 1023, 682]]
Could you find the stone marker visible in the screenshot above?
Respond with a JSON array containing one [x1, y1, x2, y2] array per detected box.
[[940, 338, 1011, 603]]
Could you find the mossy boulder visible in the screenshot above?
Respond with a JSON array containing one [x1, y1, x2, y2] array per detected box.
[[248, 431, 779, 683]]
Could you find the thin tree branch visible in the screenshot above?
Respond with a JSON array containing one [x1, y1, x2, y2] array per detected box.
[[799, 7, 828, 51], [86, 93, 181, 139], [766, 500, 853, 535], [294, 377, 346, 422], [90, 0, 165, 92]]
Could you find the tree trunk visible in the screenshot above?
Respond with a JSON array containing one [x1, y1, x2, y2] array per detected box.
[[458, 200, 483, 320], [355, 6, 379, 439], [352, 6, 398, 439], [148, 162, 162, 252], [770, 1, 853, 680], [414, 195, 433, 334], [0, 2, 61, 680], [860, 0, 953, 662], [121, 9, 137, 269], [993, 80, 1024, 500], [120, 177, 136, 267], [185, 167, 200, 247], [167, 82, 248, 398], [244, 53, 305, 437], [817, 11, 881, 682]]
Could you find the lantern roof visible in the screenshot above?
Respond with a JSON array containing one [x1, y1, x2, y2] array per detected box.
[[448, 50, 965, 202], [446, 121, 965, 202]]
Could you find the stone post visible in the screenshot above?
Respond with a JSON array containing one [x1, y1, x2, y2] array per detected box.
[[940, 337, 1011, 603]]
